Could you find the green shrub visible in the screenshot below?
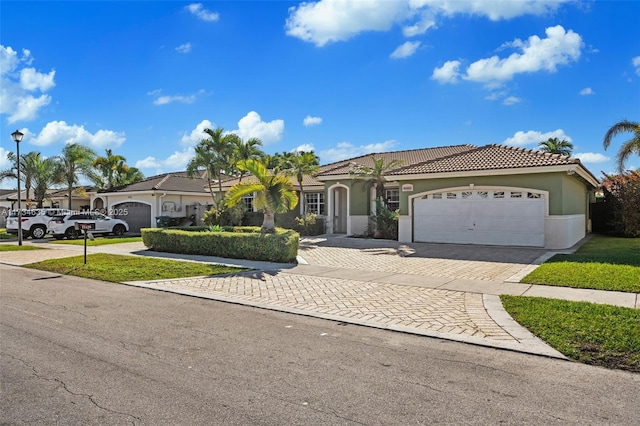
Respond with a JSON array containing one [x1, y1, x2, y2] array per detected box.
[[293, 213, 325, 236], [142, 227, 299, 263], [367, 198, 398, 239], [202, 201, 247, 227]]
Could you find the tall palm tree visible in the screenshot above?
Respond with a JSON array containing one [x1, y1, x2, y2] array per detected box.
[[93, 149, 127, 189], [538, 138, 574, 156], [224, 159, 298, 234], [282, 151, 320, 215], [350, 156, 404, 205], [202, 127, 235, 194], [186, 142, 219, 204], [603, 119, 640, 173], [0, 151, 41, 205], [54, 143, 97, 209], [31, 155, 57, 208], [232, 136, 265, 181]]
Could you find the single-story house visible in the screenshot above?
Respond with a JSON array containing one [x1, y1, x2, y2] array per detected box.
[[312, 144, 598, 249], [89, 171, 214, 233], [94, 143, 598, 249]]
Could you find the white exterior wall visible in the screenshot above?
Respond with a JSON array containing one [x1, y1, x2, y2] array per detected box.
[[349, 215, 370, 236], [544, 214, 586, 249], [398, 215, 412, 242]]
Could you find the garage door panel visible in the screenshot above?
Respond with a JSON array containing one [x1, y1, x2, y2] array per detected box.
[[414, 190, 545, 247], [112, 202, 151, 234]]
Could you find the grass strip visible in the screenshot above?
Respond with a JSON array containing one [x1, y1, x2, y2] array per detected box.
[[522, 235, 640, 293], [25, 253, 247, 282], [501, 295, 640, 373], [0, 244, 43, 251], [49, 236, 143, 246]]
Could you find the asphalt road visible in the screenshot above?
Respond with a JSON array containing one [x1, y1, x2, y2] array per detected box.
[[1, 264, 638, 425]]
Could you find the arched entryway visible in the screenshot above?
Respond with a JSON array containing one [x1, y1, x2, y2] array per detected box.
[[328, 184, 349, 234]]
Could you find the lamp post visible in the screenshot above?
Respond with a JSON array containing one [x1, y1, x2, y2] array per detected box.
[[11, 130, 24, 246]]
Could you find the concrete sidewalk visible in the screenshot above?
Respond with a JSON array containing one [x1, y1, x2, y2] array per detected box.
[[2, 238, 638, 359]]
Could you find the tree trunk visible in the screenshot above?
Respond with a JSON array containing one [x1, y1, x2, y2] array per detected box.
[[67, 186, 73, 210], [261, 208, 276, 234]]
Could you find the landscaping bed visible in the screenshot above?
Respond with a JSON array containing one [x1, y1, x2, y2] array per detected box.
[[142, 226, 299, 263]]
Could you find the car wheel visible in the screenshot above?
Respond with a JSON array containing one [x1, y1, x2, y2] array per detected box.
[[65, 227, 79, 240], [30, 225, 47, 239], [113, 224, 126, 236]]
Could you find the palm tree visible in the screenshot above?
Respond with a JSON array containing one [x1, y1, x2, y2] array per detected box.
[[186, 142, 219, 204], [603, 119, 640, 173], [202, 127, 235, 194], [224, 159, 298, 234], [231, 136, 265, 181], [0, 151, 42, 206], [282, 151, 320, 215], [538, 138, 574, 156], [53, 143, 97, 209], [31, 155, 57, 208], [350, 156, 404, 205], [93, 149, 127, 189], [114, 166, 144, 187]]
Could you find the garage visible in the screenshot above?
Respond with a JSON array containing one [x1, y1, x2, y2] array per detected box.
[[413, 188, 546, 247], [111, 202, 151, 235]]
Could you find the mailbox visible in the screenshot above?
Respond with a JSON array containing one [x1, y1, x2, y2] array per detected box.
[[74, 222, 96, 231]]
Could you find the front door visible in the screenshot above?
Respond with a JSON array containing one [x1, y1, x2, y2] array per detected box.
[[333, 187, 347, 234]]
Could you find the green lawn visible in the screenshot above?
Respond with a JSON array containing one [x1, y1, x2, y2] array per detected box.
[[0, 228, 14, 239], [522, 235, 640, 293], [49, 236, 143, 246], [501, 295, 640, 373], [25, 253, 246, 282], [0, 243, 43, 251]]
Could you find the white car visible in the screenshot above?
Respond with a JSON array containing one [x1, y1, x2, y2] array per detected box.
[[47, 212, 129, 240], [6, 208, 72, 239]]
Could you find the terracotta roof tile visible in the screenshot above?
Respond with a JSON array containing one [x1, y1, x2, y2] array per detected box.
[[101, 172, 209, 193]]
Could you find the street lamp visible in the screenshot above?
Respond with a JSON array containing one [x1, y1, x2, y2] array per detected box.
[[11, 130, 24, 246]]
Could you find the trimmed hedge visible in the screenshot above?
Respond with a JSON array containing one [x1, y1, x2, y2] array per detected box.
[[141, 226, 299, 263]]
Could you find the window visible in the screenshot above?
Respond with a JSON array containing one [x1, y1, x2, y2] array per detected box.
[[242, 194, 254, 211], [432, 193, 442, 199], [527, 192, 541, 199], [304, 192, 325, 215], [510, 192, 523, 198], [447, 192, 457, 199], [385, 189, 399, 210], [493, 191, 504, 198], [477, 191, 488, 198], [461, 191, 472, 199]]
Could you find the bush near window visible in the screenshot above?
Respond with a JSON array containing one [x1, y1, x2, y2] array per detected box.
[[242, 210, 325, 236], [142, 227, 299, 263], [601, 171, 640, 237], [202, 200, 246, 227], [368, 198, 399, 240]]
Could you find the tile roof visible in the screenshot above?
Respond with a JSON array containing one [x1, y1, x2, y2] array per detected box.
[[316, 144, 587, 177], [101, 172, 209, 194]]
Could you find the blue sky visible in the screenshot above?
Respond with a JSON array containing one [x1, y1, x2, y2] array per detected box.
[[1, 0, 639, 186]]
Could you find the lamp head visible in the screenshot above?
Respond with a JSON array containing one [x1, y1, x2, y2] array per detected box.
[[11, 130, 24, 143]]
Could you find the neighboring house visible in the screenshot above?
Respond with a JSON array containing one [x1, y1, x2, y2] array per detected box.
[[0, 189, 15, 228], [313, 144, 598, 249], [90, 172, 213, 233]]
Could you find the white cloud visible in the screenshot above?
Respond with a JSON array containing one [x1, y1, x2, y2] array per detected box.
[[319, 140, 398, 163], [186, 3, 219, 22], [434, 26, 582, 87], [134, 147, 195, 173], [153, 94, 196, 105], [502, 96, 521, 106], [0, 146, 12, 170], [285, 0, 410, 47], [175, 42, 192, 54], [0, 45, 55, 123], [303, 115, 322, 127], [231, 111, 284, 144], [502, 129, 572, 147], [574, 152, 610, 164], [632, 56, 640, 76], [431, 60, 461, 84], [294, 144, 315, 152], [180, 119, 214, 146], [285, 0, 567, 46], [579, 87, 595, 95], [30, 121, 126, 149], [390, 41, 421, 59]]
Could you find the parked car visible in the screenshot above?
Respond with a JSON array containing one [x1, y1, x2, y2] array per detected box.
[[6, 208, 72, 239], [47, 212, 129, 240]]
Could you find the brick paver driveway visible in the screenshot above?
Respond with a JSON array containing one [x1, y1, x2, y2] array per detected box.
[[298, 236, 547, 282]]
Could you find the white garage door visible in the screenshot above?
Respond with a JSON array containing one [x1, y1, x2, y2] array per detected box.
[[414, 189, 545, 247]]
